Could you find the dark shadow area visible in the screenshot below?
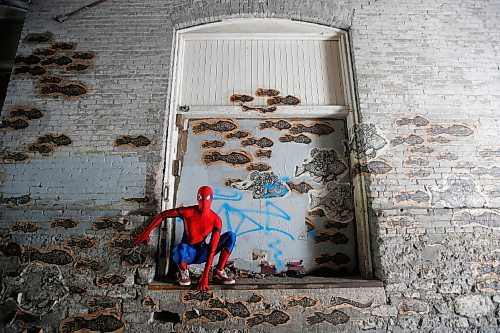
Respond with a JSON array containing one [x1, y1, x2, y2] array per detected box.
[[0, 4, 26, 110], [153, 310, 181, 324]]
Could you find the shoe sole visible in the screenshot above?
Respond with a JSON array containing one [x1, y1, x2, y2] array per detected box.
[[179, 281, 191, 286]]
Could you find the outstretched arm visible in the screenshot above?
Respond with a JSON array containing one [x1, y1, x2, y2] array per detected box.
[[198, 217, 222, 291], [134, 208, 183, 246]]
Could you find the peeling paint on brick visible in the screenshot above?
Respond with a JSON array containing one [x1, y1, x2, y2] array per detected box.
[[247, 309, 291, 327], [24, 32, 54, 43], [352, 160, 393, 176], [39, 81, 88, 98], [109, 237, 135, 249], [33, 48, 57, 57], [74, 259, 105, 272], [51, 42, 77, 50], [2, 151, 29, 163], [285, 296, 318, 308], [115, 135, 151, 147], [395, 116, 430, 127], [390, 134, 424, 146], [59, 310, 124, 333], [14, 66, 47, 76], [1, 194, 31, 206], [64, 236, 97, 248], [11, 221, 39, 233], [87, 297, 121, 312], [0, 118, 29, 130], [394, 191, 430, 204], [306, 309, 349, 326], [427, 124, 474, 137], [93, 217, 128, 232], [95, 274, 127, 287], [40, 56, 73, 66], [15, 55, 41, 65], [9, 106, 44, 120], [51, 218, 79, 229], [22, 246, 74, 265]]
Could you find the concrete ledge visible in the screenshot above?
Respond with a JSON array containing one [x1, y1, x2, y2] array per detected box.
[[148, 276, 384, 291]]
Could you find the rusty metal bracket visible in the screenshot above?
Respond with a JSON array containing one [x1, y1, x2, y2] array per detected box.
[[54, 0, 108, 23]]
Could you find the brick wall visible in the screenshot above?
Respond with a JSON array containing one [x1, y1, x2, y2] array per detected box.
[[0, 0, 498, 332]]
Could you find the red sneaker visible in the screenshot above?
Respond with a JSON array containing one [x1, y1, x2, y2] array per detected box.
[[213, 268, 235, 285], [178, 270, 191, 286]]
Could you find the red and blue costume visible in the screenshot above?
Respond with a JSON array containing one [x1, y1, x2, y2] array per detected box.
[[134, 186, 235, 291]]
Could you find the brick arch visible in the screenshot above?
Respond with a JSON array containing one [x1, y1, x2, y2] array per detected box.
[[168, 0, 354, 30]]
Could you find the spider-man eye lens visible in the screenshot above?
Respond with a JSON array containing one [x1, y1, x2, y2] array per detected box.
[[206, 195, 211, 200], [198, 194, 202, 200]]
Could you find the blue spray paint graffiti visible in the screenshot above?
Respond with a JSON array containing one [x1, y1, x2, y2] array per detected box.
[[262, 176, 290, 199], [213, 188, 243, 202], [214, 188, 294, 270]]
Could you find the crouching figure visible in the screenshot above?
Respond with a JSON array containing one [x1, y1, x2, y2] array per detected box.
[[134, 185, 235, 291]]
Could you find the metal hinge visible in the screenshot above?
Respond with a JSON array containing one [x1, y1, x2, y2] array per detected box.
[[163, 185, 170, 202]]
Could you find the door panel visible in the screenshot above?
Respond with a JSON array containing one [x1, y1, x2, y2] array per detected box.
[[175, 118, 357, 275]]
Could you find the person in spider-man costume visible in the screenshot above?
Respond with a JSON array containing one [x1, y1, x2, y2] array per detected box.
[[134, 185, 236, 291]]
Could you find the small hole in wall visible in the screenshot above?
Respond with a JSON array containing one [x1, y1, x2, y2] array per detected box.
[[400, 208, 404, 212], [153, 310, 181, 324]]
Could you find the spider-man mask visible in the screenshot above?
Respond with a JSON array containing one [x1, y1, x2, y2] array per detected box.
[[197, 186, 213, 212]]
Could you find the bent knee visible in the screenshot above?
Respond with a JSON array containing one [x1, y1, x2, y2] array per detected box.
[[172, 243, 190, 263], [224, 231, 236, 251]]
